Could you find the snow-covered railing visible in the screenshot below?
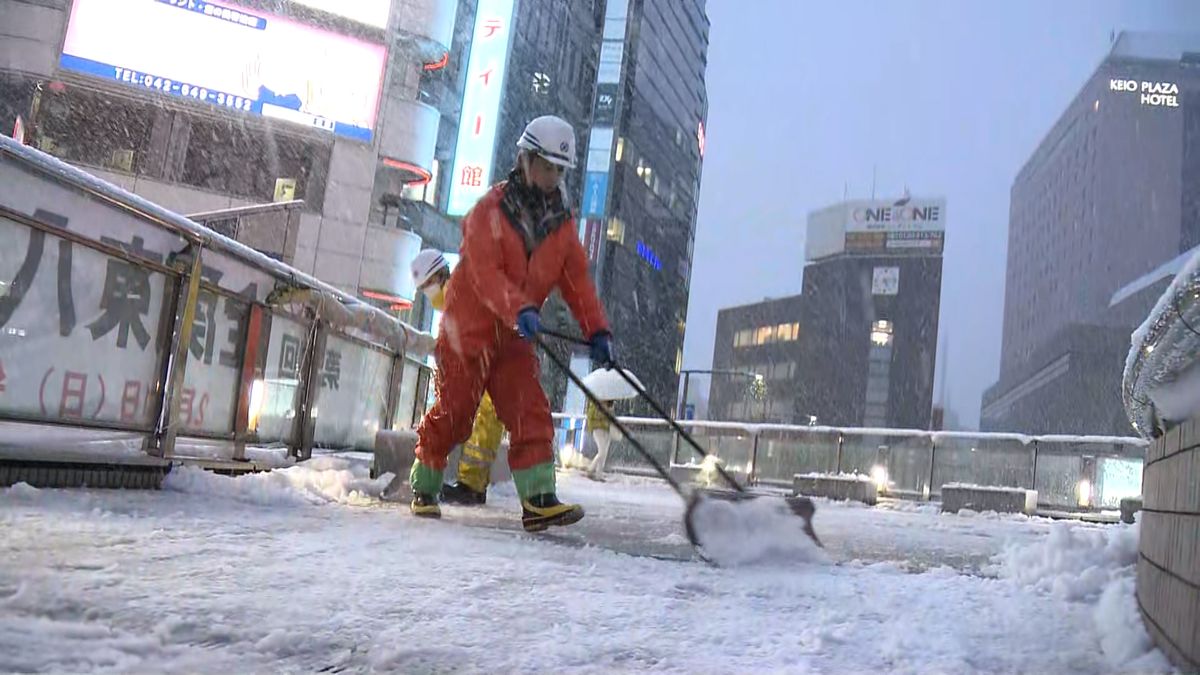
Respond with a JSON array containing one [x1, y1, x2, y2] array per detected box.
[[1123, 245, 1200, 438], [0, 137, 435, 462], [553, 414, 1147, 511]]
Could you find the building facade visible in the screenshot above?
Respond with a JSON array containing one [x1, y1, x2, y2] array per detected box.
[[983, 32, 1200, 435], [560, 0, 709, 415], [1, 0, 457, 320], [710, 197, 945, 429], [709, 295, 803, 422]]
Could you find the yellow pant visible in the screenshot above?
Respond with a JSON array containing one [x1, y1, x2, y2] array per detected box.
[[457, 393, 503, 492]]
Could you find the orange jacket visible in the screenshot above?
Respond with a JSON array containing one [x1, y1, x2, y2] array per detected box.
[[440, 183, 609, 355]]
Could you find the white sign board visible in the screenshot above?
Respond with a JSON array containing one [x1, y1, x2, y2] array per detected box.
[[872, 266, 900, 296], [0, 213, 248, 431], [845, 198, 946, 233]]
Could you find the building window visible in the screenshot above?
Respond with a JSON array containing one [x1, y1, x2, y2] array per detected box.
[[775, 322, 800, 341], [615, 137, 625, 162], [606, 217, 625, 243], [734, 329, 752, 348], [870, 319, 893, 347]]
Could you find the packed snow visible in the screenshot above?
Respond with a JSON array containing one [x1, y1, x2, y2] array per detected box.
[[0, 457, 1172, 673]]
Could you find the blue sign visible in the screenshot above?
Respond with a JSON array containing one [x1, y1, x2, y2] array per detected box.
[[583, 171, 608, 218], [446, 0, 516, 216], [636, 240, 663, 270]]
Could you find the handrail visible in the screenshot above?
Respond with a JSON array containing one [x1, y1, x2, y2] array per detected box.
[[0, 136, 430, 357], [550, 413, 1148, 447]]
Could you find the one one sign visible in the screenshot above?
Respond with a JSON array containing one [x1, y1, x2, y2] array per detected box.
[[845, 198, 945, 234], [446, 0, 516, 217], [59, 0, 387, 142]]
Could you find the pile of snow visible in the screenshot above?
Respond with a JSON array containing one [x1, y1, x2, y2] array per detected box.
[[995, 522, 1170, 671], [163, 456, 390, 507], [797, 471, 874, 483], [686, 494, 829, 567], [995, 522, 1137, 600]]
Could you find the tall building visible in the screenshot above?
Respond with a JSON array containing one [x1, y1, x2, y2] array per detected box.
[[709, 196, 945, 429], [983, 32, 1200, 436], [397, 0, 605, 338], [0, 0, 457, 319], [564, 0, 710, 414]]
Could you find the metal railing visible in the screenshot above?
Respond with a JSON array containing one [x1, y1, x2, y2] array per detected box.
[[554, 414, 1147, 511], [0, 137, 434, 463]]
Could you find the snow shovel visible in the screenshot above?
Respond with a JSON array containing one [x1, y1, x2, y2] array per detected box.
[[536, 329, 821, 556]]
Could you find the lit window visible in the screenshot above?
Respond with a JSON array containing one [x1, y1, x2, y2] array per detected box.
[[734, 329, 752, 348], [675, 349, 682, 374], [606, 217, 625, 243], [870, 319, 893, 347], [615, 137, 624, 162]]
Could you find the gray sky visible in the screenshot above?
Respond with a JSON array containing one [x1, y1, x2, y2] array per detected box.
[[683, 0, 1200, 429]]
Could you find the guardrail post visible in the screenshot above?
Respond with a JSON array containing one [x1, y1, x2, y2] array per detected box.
[[1030, 440, 1039, 493], [748, 431, 760, 485], [231, 303, 264, 462], [382, 353, 404, 432], [290, 317, 325, 461], [1080, 454, 1098, 509], [927, 436, 937, 500], [835, 433, 844, 474], [147, 247, 204, 459]]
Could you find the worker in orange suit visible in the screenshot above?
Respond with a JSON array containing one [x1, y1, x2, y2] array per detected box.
[[409, 114, 615, 532]]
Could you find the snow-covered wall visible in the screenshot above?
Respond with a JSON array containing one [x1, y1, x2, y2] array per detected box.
[[1123, 241, 1200, 669], [1123, 245, 1200, 437]]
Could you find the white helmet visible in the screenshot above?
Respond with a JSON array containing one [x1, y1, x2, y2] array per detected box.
[[516, 115, 576, 169], [411, 249, 449, 289]]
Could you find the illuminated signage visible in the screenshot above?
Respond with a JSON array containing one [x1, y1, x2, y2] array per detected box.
[[59, 0, 387, 142], [291, 0, 391, 28], [636, 240, 662, 270], [1109, 79, 1180, 108], [447, 0, 515, 217]]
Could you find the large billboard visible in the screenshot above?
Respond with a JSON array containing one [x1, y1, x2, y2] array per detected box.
[[59, 0, 387, 143], [806, 197, 946, 260], [446, 0, 516, 217]]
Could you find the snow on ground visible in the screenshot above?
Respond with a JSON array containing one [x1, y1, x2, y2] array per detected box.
[[0, 459, 1173, 673]]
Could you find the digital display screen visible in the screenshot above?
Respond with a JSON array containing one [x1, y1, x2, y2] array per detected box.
[[60, 0, 387, 142]]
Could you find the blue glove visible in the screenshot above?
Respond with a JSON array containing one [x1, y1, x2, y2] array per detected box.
[[589, 331, 615, 368], [516, 307, 541, 340]]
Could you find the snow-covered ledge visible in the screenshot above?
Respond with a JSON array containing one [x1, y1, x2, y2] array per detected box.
[[1124, 246, 1200, 438]]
